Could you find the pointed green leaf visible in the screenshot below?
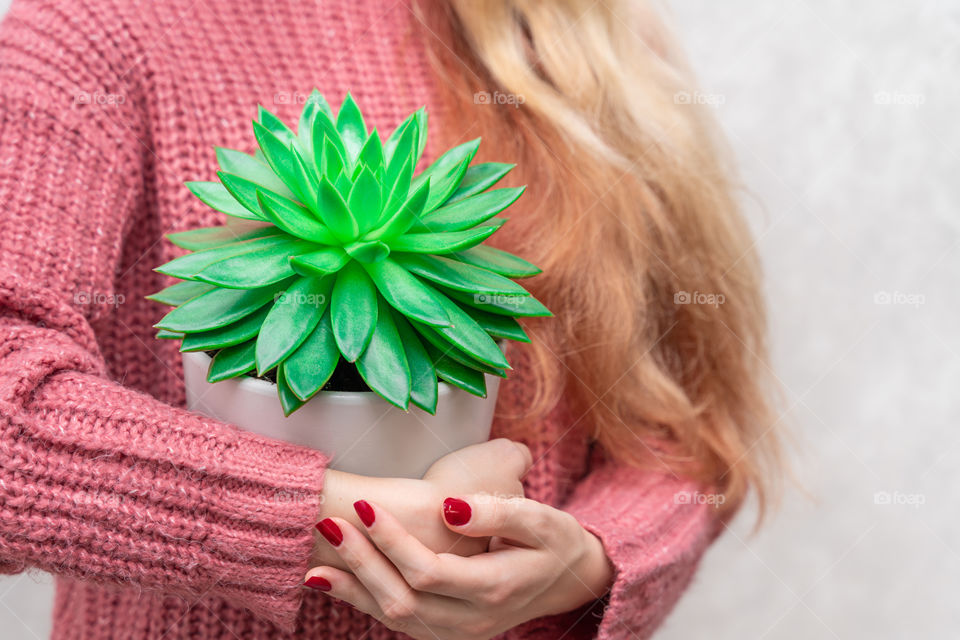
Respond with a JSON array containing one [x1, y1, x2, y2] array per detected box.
[[218, 171, 290, 220], [255, 276, 333, 373], [207, 339, 257, 382], [412, 187, 524, 233], [336, 93, 367, 165], [156, 235, 298, 281], [317, 176, 359, 241], [362, 258, 450, 327], [416, 281, 509, 369], [195, 238, 313, 289], [298, 90, 334, 160], [356, 296, 411, 409], [291, 247, 350, 277], [451, 244, 542, 278], [276, 365, 306, 416], [215, 147, 295, 199], [186, 182, 253, 219], [348, 166, 382, 233], [253, 121, 316, 207], [388, 224, 498, 254], [433, 283, 552, 317], [357, 129, 384, 174], [156, 329, 184, 339], [445, 163, 515, 204], [411, 138, 480, 210], [258, 106, 298, 146], [314, 115, 346, 175], [392, 253, 529, 297], [320, 136, 346, 180], [180, 304, 270, 352], [256, 189, 336, 244], [147, 281, 215, 306], [411, 320, 507, 377], [391, 311, 438, 414], [424, 342, 487, 398], [331, 261, 378, 362], [166, 225, 278, 251], [156, 281, 288, 332], [454, 302, 530, 342], [344, 240, 389, 263], [282, 309, 339, 401], [367, 177, 429, 241], [377, 155, 413, 227], [383, 117, 418, 187]]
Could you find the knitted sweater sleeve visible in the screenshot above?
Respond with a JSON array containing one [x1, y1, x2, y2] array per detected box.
[[0, 1, 327, 631], [515, 463, 720, 640]]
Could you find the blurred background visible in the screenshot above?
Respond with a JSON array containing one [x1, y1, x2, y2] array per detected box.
[[1, 0, 957, 638]]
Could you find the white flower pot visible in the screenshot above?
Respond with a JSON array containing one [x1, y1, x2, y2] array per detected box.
[[181, 350, 499, 478]]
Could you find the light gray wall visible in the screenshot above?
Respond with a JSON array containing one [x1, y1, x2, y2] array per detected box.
[[0, 0, 956, 638]]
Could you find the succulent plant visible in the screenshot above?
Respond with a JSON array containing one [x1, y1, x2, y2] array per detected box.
[[149, 90, 550, 415]]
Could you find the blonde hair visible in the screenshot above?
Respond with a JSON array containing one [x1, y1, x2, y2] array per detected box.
[[414, 0, 782, 519]]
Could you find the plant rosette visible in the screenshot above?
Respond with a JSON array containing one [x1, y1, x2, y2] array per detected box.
[[149, 90, 550, 477]]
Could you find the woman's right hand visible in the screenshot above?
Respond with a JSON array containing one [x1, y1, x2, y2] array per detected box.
[[312, 439, 531, 569]]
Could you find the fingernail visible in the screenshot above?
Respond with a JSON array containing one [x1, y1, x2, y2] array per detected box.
[[443, 497, 471, 526], [304, 576, 332, 591], [354, 500, 375, 527], [316, 518, 343, 546]]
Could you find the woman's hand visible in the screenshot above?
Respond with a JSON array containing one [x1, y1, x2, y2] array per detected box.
[[312, 439, 531, 570], [305, 493, 614, 639]]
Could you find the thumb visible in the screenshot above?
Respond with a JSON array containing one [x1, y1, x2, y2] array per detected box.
[[441, 494, 551, 548]]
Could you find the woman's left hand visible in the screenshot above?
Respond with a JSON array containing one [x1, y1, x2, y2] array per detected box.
[[306, 494, 614, 639]]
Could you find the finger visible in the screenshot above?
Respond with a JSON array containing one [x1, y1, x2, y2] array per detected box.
[[317, 516, 468, 628], [438, 438, 533, 482], [355, 499, 499, 600], [441, 495, 568, 549], [303, 566, 382, 617]]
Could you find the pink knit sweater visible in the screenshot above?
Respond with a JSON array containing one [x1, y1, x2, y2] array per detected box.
[[0, 0, 720, 637]]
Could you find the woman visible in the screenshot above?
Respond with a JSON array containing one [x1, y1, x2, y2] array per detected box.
[[0, 0, 780, 638]]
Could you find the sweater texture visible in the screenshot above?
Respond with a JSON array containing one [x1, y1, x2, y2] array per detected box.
[[0, 0, 720, 637]]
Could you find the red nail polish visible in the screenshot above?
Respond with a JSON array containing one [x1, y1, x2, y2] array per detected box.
[[316, 518, 343, 546], [443, 497, 471, 526], [354, 500, 375, 527], [304, 576, 332, 591]]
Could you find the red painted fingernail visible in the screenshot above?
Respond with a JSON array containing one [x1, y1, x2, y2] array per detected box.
[[354, 500, 375, 527], [316, 518, 343, 546], [304, 576, 332, 591], [443, 497, 471, 526]]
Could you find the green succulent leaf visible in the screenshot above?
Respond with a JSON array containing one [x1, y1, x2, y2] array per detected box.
[[194, 238, 313, 289], [412, 320, 507, 378], [392, 311, 438, 414], [368, 176, 429, 241], [291, 247, 350, 277], [180, 304, 270, 352], [412, 187, 524, 233], [417, 282, 509, 370], [255, 275, 333, 374], [412, 138, 480, 210], [276, 364, 306, 416], [336, 93, 367, 165], [435, 283, 553, 317], [445, 163, 515, 204], [156, 280, 289, 332], [362, 258, 451, 327], [282, 308, 339, 401], [216, 147, 295, 199], [253, 121, 317, 207], [147, 280, 215, 306], [186, 182, 253, 219], [388, 224, 498, 254], [454, 302, 530, 343], [348, 165, 382, 234], [383, 110, 423, 171], [393, 253, 529, 297], [344, 240, 389, 263], [258, 105, 299, 147], [156, 329, 184, 339], [298, 90, 335, 158], [207, 338, 258, 382], [357, 130, 385, 175], [377, 155, 414, 228], [317, 176, 360, 241], [450, 244, 543, 278], [424, 342, 487, 398], [156, 235, 298, 281], [218, 171, 285, 220], [356, 296, 411, 409], [256, 189, 337, 244], [383, 121, 417, 191], [166, 224, 278, 251], [331, 261, 378, 362], [320, 136, 346, 181]]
